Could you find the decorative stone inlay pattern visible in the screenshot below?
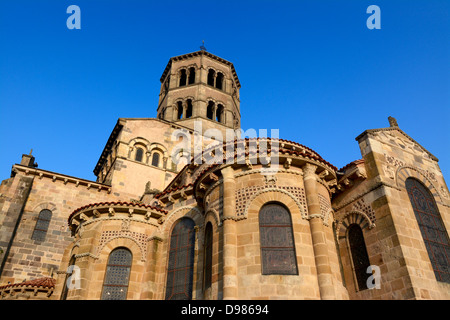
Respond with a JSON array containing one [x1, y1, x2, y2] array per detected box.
[[385, 154, 438, 183], [352, 198, 376, 223], [235, 185, 307, 217], [318, 193, 332, 226], [336, 211, 375, 241], [318, 194, 331, 216], [96, 228, 148, 261]]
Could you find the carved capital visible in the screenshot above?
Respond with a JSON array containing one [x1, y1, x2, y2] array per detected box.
[[303, 163, 318, 178]]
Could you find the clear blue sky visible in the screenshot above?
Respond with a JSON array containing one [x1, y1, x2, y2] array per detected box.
[[0, 0, 449, 182]]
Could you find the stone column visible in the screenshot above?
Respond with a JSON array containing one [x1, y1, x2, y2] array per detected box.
[[141, 237, 162, 299], [182, 102, 187, 119], [221, 166, 238, 299], [303, 163, 335, 300]]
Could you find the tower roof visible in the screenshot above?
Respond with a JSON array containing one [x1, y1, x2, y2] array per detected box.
[[160, 50, 241, 88]]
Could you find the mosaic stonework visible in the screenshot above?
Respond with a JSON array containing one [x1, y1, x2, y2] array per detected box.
[[235, 185, 307, 217]]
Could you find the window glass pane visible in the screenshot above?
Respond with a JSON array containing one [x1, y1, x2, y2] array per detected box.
[[152, 153, 160, 167], [259, 203, 297, 275], [32, 209, 52, 241], [135, 148, 144, 162], [165, 218, 195, 300], [406, 178, 450, 283], [101, 248, 132, 300]]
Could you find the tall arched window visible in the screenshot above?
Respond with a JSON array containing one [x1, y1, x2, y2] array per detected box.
[[32, 209, 52, 241], [207, 101, 214, 120], [216, 104, 224, 123], [101, 247, 132, 300], [188, 67, 196, 85], [165, 218, 196, 300], [179, 69, 187, 86], [204, 222, 213, 291], [348, 224, 371, 290], [177, 101, 183, 120], [215, 72, 224, 90], [135, 147, 144, 162], [186, 99, 193, 118], [406, 178, 450, 283], [259, 203, 297, 275], [152, 152, 160, 167], [207, 69, 215, 86]]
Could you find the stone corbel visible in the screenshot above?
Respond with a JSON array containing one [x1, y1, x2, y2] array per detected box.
[[284, 158, 292, 169], [93, 209, 101, 218], [209, 173, 219, 181], [342, 178, 353, 187], [318, 170, 329, 179], [356, 170, 367, 179], [263, 156, 271, 167], [108, 207, 115, 216], [327, 179, 337, 187], [245, 158, 253, 170], [72, 219, 80, 227]]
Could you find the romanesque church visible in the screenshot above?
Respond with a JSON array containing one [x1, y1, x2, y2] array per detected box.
[[0, 50, 448, 300]]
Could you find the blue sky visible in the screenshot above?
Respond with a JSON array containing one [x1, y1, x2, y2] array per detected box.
[[0, 0, 449, 182]]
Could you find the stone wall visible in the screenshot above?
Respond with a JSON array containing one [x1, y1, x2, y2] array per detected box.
[[0, 167, 118, 285], [333, 125, 450, 300]]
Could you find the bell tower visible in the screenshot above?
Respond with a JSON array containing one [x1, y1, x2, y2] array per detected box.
[[157, 49, 241, 138]]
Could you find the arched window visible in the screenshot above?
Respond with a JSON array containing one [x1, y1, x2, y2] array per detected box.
[[188, 67, 196, 85], [60, 255, 76, 300], [165, 218, 196, 300], [216, 104, 224, 123], [406, 178, 450, 283], [215, 72, 224, 90], [101, 248, 132, 300], [31, 209, 52, 241], [348, 223, 371, 291], [207, 69, 215, 86], [179, 69, 187, 87], [152, 152, 160, 167], [204, 222, 213, 290], [177, 101, 183, 120], [186, 99, 193, 118], [259, 203, 297, 275], [135, 147, 144, 162], [207, 101, 214, 120]]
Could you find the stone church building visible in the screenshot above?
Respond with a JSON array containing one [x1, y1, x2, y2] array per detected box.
[[0, 50, 449, 300]]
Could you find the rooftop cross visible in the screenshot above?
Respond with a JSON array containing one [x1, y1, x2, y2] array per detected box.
[[200, 40, 207, 51]]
